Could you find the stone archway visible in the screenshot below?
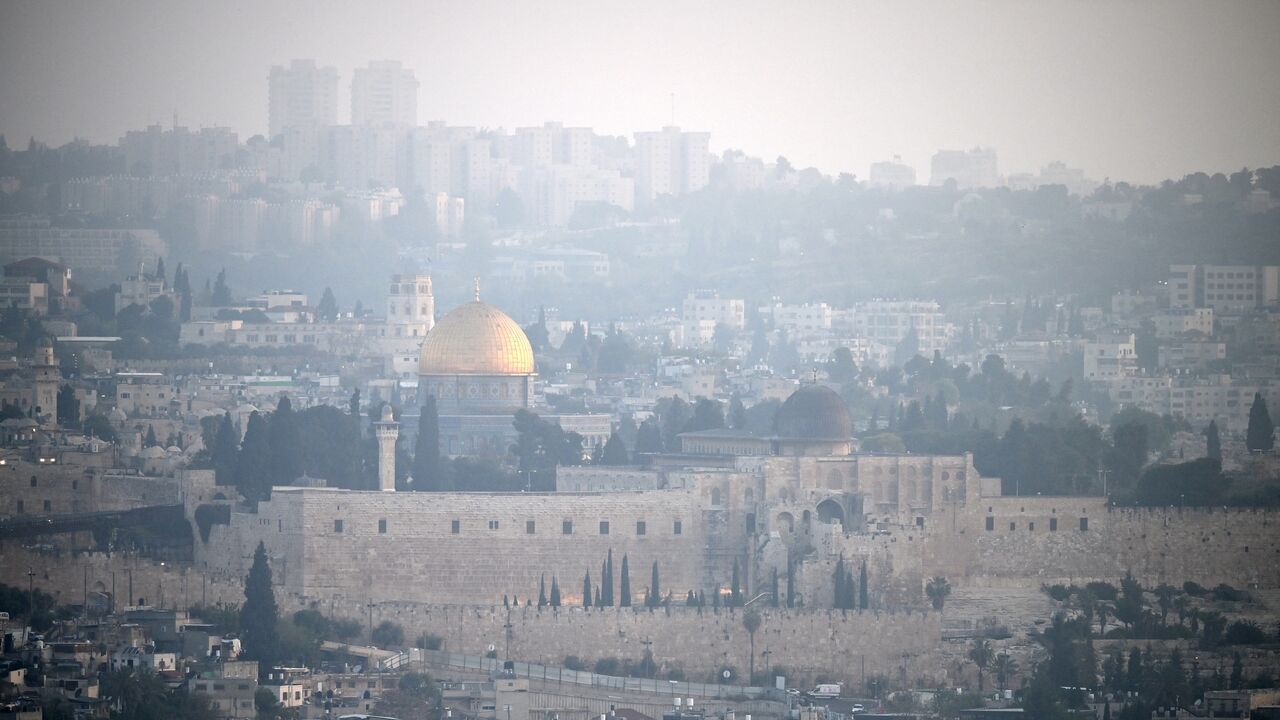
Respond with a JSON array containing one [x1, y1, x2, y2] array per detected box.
[[776, 511, 795, 533], [816, 498, 846, 526]]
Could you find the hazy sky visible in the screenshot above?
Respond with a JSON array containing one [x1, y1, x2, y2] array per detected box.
[[2, 0, 1278, 184]]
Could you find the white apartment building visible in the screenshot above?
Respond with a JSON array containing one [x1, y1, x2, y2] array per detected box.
[[432, 193, 465, 237], [1157, 341, 1227, 372], [268, 60, 339, 139], [1083, 332, 1137, 381], [385, 274, 435, 341], [351, 60, 418, 128], [115, 372, 175, 417], [119, 125, 239, 177], [680, 290, 745, 347], [853, 300, 950, 355], [929, 147, 999, 188], [517, 164, 634, 226], [869, 158, 916, 189], [1108, 375, 1280, 433], [634, 127, 711, 206], [1168, 264, 1280, 312], [1153, 308, 1214, 339], [0, 217, 166, 277], [766, 302, 833, 337]]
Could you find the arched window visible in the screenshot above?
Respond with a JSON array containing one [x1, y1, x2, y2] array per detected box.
[[710, 487, 722, 506], [776, 512, 795, 533], [816, 499, 845, 526]]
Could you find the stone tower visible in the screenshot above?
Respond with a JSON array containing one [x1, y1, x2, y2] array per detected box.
[[385, 274, 435, 339], [374, 404, 400, 492], [32, 339, 60, 424]]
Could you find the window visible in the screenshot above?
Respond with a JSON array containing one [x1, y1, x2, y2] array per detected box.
[[673, 519, 682, 535], [333, 519, 343, 533], [916, 516, 925, 528], [636, 521, 646, 536], [985, 517, 994, 531], [526, 520, 536, 534], [451, 519, 460, 534], [562, 520, 573, 535], [1028, 522, 1035, 532], [30, 476, 37, 487], [16, 500, 23, 513], [378, 518, 387, 534], [488, 520, 499, 530], [72, 480, 77, 490], [1050, 518, 1058, 531], [1079, 517, 1089, 531], [1009, 522, 1016, 531], [599, 520, 610, 535]]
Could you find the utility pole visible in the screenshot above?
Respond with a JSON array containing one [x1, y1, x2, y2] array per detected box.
[[26, 568, 35, 619]]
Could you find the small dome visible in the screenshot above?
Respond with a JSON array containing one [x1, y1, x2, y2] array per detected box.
[[418, 301, 535, 376], [774, 384, 853, 441]]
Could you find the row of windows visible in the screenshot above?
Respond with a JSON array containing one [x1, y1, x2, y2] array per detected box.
[[333, 517, 685, 536], [14, 500, 53, 513], [985, 516, 1087, 532]]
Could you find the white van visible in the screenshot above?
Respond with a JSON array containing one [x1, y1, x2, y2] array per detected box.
[[810, 683, 842, 699]]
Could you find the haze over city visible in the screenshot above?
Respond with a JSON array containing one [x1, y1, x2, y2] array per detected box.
[[1, 2, 1280, 719], [3, 0, 1280, 183]]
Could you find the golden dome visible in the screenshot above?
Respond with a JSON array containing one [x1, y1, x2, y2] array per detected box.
[[418, 301, 535, 376]]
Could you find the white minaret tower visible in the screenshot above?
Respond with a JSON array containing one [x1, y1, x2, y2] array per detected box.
[[385, 274, 434, 339], [374, 404, 400, 492], [33, 339, 60, 425]]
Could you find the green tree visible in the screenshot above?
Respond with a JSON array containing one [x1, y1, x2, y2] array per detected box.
[[1205, 420, 1222, 463], [211, 268, 232, 306], [212, 412, 239, 487], [550, 577, 561, 607], [371, 620, 404, 648], [926, 576, 951, 610], [236, 411, 273, 502], [647, 561, 661, 608], [582, 571, 592, 608], [240, 542, 278, 675], [602, 550, 614, 606], [684, 397, 725, 433], [1246, 393, 1275, 452], [619, 554, 631, 607], [599, 432, 629, 465], [743, 608, 762, 684], [269, 396, 304, 486], [317, 287, 338, 321], [969, 639, 994, 693], [635, 418, 663, 454], [859, 562, 870, 609], [412, 398, 442, 490], [728, 393, 748, 430], [730, 559, 742, 607]]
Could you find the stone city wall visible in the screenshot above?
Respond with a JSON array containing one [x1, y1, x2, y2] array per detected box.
[[333, 600, 945, 688], [0, 462, 181, 518], [199, 488, 717, 606]]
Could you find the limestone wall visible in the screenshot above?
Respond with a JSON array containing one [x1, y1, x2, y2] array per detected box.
[[336, 600, 944, 687], [0, 462, 181, 518], [199, 488, 717, 606]]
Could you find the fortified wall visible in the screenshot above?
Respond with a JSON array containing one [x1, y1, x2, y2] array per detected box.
[[196, 487, 713, 606]]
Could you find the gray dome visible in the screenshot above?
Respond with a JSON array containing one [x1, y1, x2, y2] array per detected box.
[[773, 384, 853, 441]]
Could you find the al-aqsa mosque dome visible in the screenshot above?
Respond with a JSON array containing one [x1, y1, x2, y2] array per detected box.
[[416, 282, 536, 417]]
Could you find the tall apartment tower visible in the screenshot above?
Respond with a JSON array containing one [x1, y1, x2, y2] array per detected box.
[[352, 61, 419, 128], [633, 126, 710, 206], [268, 60, 339, 138]]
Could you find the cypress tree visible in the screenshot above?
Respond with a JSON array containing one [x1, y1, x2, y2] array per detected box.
[[770, 568, 779, 607], [594, 585, 601, 608], [239, 542, 278, 675], [213, 412, 238, 486], [604, 550, 615, 606], [349, 389, 360, 417], [412, 398, 441, 490], [1246, 393, 1275, 452], [686, 590, 696, 607], [269, 396, 304, 486], [786, 562, 795, 608], [1205, 420, 1222, 463], [619, 554, 631, 607], [583, 572, 592, 608], [648, 561, 660, 608], [845, 569, 856, 609], [550, 577, 561, 607], [144, 424, 157, 447], [236, 411, 273, 502], [731, 559, 742, 607], [859, 562, 869, 609], [833, 556, 847, 609], [599, 432, 629, 465], [538, 575, 547, 608]]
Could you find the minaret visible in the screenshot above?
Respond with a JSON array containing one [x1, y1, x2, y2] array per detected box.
[[32, 339, 60, 425], [374, 404, 399, 492]]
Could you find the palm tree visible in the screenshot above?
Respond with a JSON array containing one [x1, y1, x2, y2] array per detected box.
[[993, 653, 1019, 694], [968, 639, 994, 693], [925, 576, 952, 611], [743, 608, 762, 684]]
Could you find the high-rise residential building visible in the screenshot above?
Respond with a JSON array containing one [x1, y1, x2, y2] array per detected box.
[[929, 147, 999, 188], [268, 60, 339, 138], [680, 290, 745, 347], [351, 60, 419, 128], [869, 156, 917, 189], [633, 126, 710, 206], [120, 125, 239, 177], [853, 300, 950, 355]]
